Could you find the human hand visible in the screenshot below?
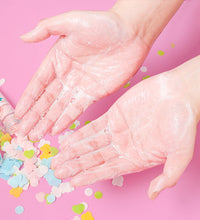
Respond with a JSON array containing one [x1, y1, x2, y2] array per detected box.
[[15, 0, 184, 140], [51, 56, 200, 199]]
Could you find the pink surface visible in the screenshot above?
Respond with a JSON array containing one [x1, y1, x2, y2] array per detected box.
[[1, 0, 200, 219]]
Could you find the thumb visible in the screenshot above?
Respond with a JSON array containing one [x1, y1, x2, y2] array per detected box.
[[148, 149, 193, 200], [20, 12, 77, 42]]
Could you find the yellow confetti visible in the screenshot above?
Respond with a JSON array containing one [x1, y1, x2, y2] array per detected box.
[[1, 133, 12, 142], [9, 187, 23, 198], [39, 144, 52, 159], [171, 43, 175, 48], [81, 211, 94, 220]]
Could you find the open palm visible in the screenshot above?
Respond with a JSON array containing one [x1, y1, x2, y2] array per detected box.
[[15, 10, 150, 140], [52, 70, 198, 199]]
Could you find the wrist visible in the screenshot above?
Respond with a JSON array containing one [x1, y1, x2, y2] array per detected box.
[[110, 0, 184, 46], [172, 55, 200, 121]]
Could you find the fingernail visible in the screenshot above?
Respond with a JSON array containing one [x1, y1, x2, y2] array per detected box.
[[150, 191, 159, 200]]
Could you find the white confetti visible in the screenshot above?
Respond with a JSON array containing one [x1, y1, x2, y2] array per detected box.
[[58, 130, 74, 144], [72, 216, 81, 220], [60, 182, 74, 193], [0, 78, 5, 87], [36, 165, 49, 177], [51, 186, 62, 198], [84, 188, 93, 196], [140, 66, 147, 73], [81, 202, 88, 211], [112, 176, 124, 187]]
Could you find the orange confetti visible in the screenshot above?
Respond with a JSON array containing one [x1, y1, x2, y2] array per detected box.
[[9, 187, 23, 198], [81, 211, 94, 220]]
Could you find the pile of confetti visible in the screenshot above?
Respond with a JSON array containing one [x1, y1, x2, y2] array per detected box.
[[0, 130, 74, 202]]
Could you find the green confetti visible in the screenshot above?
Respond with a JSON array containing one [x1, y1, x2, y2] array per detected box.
[[72, 204, 85, 214], [0, 131, 4, 138], [49, 147, 59, 156], [94, 191, 103, 199], [29, 140, 39, 143], [85, 121, 91, 125], [123, 81, 130, 88], [24, 150, 35, 159], [142, 75, 150, 80], [157, 50, 164, 56], [0, 140, 9, 148], [69, 123, 76, 130], [171, 43, 175, 48]]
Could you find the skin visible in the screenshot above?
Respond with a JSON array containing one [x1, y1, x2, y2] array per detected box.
[[14, 0, 184, 140], [51, 55, 200, 200]]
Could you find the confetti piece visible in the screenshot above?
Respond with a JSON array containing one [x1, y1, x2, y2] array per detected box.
[[36, 192, 46, 202], [46, 194, 56, 204], [72, 204, 85, 214], [9, 187, 23, 198], [44, 169, 61, 187], [73, 216, 81, 220], [24, 150, 35, 159], [112, 176, 124, 187], [69, 123, 76, 130], [41, 157, 53, 168], [51, 186, 62, 198], [81, 211, 94, 220], [123, 81, 130, 88], [0, 78, 5, 87], [0, 131, 4, 138], [15, 205, 24, 215], [84, 188, 93, 197], [59, 182, 74, 193], [81, 202, 88, 211], [1, 133, 12, 142], [49, 147, 59, 156], [58, 131, 74, 144], [140, 66, 147, 72], [85, 121, 91, 125], [36, 165, 49, 177], [171, 43, 175, 48], [8, 174, 28, 188], [157, 50, 164, 56], [94, 191, 102, 199], [142, 75, 150, 80]]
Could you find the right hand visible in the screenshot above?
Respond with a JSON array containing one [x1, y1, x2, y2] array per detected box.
[[15, 9, 151, 141]]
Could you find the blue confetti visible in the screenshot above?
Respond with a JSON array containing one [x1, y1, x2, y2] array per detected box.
[[0, 158, 23, 176], [44, 169, 61, 187], [41, 157, 53, 168], [8, 174, 28, 188], [0, 98, 2, 101], [16, 146, 23, 151], [46, 194, 56, 204], [15, 205, 24, 214], [0, 154, 2, 165], [0, 173, 11, 180]]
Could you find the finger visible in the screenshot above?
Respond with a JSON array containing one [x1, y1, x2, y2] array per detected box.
[[59, 113, 109, 150], [70, 157, 135, 187], [54, 146, 118, 179], [28, 88, 72, 141], [50, 89, 94, 135], [51, 129, 112, 169], [148, 150, 193, 200], [20, 12, 78, 42], [17, 78, 63, 137], [15, 50, 55, 119]]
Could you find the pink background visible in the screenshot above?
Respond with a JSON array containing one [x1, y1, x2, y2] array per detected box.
[[1, 0, 200, 219]]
